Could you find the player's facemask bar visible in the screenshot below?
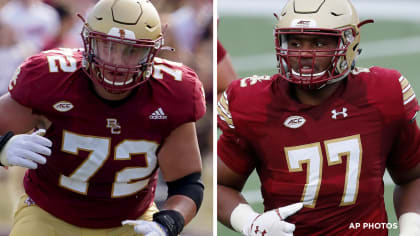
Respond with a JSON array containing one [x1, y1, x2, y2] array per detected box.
[[78, 14, 163, 93], [274, 18, 374, 89]]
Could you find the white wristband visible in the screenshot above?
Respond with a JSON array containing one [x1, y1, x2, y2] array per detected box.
[[230, 203, 259, 234], [399, 212, 420, 236]]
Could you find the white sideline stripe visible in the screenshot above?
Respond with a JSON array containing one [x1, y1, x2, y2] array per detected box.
[[232, 36, 420, 72], [243, 171, 394, 204]]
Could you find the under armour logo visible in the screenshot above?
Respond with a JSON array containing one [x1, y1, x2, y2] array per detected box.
[[106, 118, 121, 134], [331, 107, 348, 119], [254, 226, 260, 234], [253, 226, 267, 236]]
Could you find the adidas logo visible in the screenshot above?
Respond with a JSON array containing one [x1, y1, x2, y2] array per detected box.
[[149, 108, 167, 120]]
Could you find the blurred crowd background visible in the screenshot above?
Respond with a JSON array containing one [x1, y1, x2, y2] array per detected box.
[[0, 0, 213, 235]]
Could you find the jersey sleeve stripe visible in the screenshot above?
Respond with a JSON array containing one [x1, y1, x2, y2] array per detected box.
[[217, 101, 232, 119], [399, 76, 408, 88], [403, 88, 415, 101], [217, 91, 235, 129], [218, 94, 230, 116], [217, 107, 235, 128], [402, 84, 411, 94], [399, 76, 416, 106], [404, 94, 416, 106], [218, 113, 235, 129], [398, 76, 405, 82], [222, 91, 229, 103], [217, 104, 234, 127]]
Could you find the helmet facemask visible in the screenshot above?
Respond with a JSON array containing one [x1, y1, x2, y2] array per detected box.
[[273, 0, 373, 89], [275, 26, 358, 89], [78, 0, 164, 94], [81, 23, 163, 93]]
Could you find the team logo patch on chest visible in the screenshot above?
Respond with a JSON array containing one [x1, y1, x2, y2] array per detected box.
[[106, 118, 121, 134], [53, 101, 74, 112], [284, 115, 306, 128], [331, 107, 348, 119]]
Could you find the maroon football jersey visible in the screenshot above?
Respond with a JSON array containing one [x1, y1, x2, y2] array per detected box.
[[9, 48, 206, 228], [218, 67, 420, 235]]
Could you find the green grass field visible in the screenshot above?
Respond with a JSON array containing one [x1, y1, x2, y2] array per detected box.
[[218, 15, 420, 236]]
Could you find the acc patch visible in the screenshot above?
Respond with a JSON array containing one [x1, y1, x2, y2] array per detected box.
[[284, 115, 306, 129], [53, 101, 74, 112]]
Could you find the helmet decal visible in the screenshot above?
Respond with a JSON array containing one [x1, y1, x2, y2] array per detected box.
[[291, 19, 318, 28], [107, 27, 136, 39]]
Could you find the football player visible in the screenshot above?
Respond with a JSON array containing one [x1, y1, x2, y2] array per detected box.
[[0, 0, 206, 236], [217, 0, 420, 235]]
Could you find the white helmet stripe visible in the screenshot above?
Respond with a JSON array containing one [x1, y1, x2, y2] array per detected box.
[[108, 27, 136, 40]]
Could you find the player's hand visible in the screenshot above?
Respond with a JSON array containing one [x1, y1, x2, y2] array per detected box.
[[244, 203, 303, 236], [0, 129, 52, 169], [122, 220, 168, 236]]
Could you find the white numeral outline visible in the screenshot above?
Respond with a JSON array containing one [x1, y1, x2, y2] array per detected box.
[[325, 134, 362, 206], [59, 131, 158, 198], [240, 75, 270, 87], [45, 48, 78, 73], [285, 143, 323, 208], [285, 135, 363, 208], [112, 140, 158, 198], [153, 58, 183, 81]]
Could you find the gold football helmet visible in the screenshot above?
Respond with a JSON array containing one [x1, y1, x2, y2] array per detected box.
[[275, 0, 373, 88], [80, 0, 163, 92]]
